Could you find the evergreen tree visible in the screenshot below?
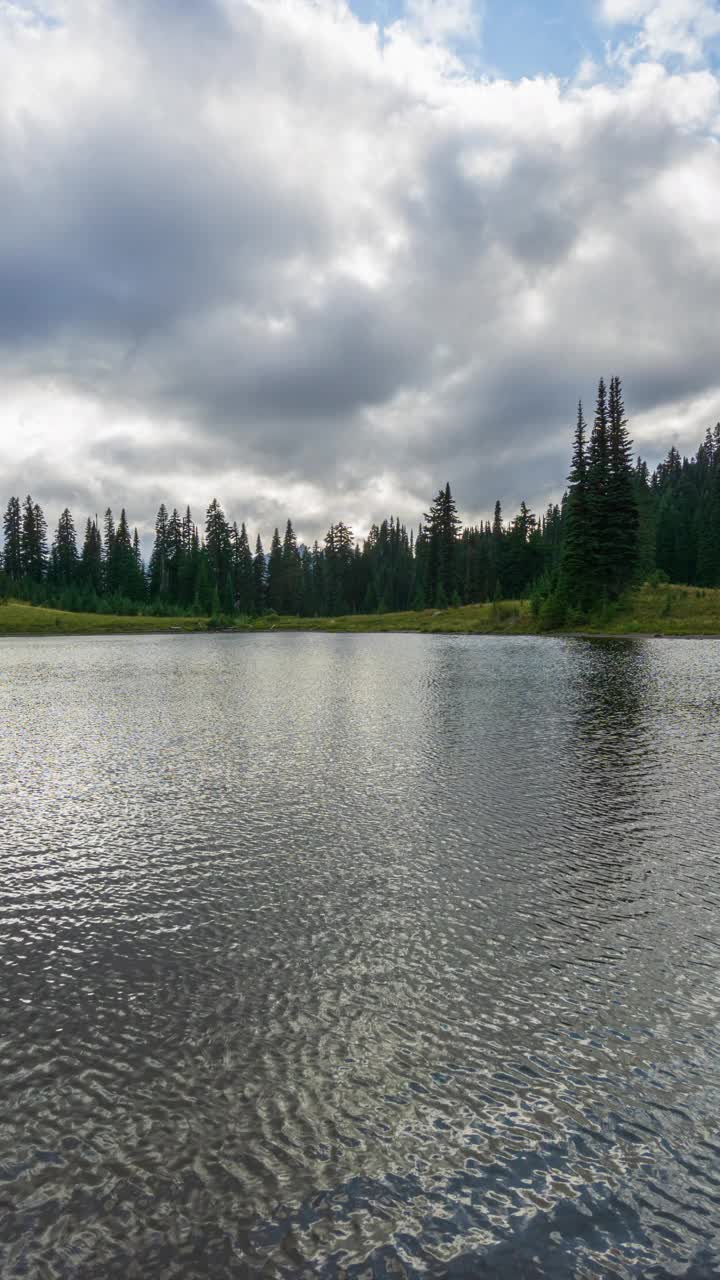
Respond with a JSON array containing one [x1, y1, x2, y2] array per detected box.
[[324, 521, 354, 614], [149, 504, 169, 598], [696, 448, 720, 587], [233, 522, 254, 614], [178, 508, 197, 606], [424, 482, 461, 605], [182, 505, 195, 556], [634, 460, 656, 582], [490, 499, 504, 597], [587, 378, 612, 598], [205, 498, 231, 592], [164, 509, 183, 600], [49, 508, 78, 588], [281, 519, 302, 614], [253, 534, 267, 613], [560, 402, 592, 606], [193, 547, 214, 614], [267, 527, 283, 612], [133, 527, 144, 584], [504, 501, 540, 598], [606, 376, 639, 596], [2, 496, 22, 580], [21, 496, 47, 582], [310, 539, 325, 614], [110, 508, 141, 599], [81, 518, 103, 595], [103, 508, 117, 593]]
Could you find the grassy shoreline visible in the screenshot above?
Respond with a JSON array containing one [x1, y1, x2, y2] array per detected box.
[[1, 584, 720, 638]]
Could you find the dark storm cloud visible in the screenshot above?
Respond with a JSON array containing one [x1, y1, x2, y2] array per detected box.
[[0, 0, 718, 541]]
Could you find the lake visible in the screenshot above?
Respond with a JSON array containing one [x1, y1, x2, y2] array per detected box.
[[1, 633, 719, 1278]]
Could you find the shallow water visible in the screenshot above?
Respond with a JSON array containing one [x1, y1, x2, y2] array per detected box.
[[1, 633, 719, 1278]]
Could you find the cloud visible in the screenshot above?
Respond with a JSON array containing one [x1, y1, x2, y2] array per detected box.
[[601, 0, 720, 66], [0, 0, 718, 546], [402, 0, 481, 44]]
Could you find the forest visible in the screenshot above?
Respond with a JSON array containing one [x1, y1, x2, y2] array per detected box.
[[2, 378, 719, 625]]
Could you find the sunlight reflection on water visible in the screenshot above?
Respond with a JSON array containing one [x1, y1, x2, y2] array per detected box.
[[0, 633, 719, 1278]]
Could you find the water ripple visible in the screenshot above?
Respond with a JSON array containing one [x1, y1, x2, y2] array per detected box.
[[0, 633, 719, 1277]]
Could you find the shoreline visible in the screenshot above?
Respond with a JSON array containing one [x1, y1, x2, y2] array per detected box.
[[3, 589, 719, 640], [2, 626, 719, 641]]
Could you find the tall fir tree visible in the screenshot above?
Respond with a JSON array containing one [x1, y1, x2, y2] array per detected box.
[[560, 402, 592, 606], [2, 496, 22, 580], [267, 527, 283, 612], [253, 534, 267, 614], [233, 522, 254, 614], [281, 519, 302, 614], [103, 508, 117, 593], [149, 503, 169, 598], [49, 508, 78, 588], [81, 518, 103, 595], [634, 459, 657, 582], [607, 375, 639, 596], [205, 498, 231, 593], [424, 482, 461, 606], [587, 378, 612, 598], [21, 496, 47, 582]]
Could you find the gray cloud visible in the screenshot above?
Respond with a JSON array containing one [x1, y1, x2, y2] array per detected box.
[[0, 0, 719, 545]]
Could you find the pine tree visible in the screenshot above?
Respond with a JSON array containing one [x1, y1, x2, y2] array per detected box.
[[281, 519, 302, 614], [111, 508, 138, 599], [424, 482, 461, 605], [504, 500, 540, 598], [205, 498, 231, 591], [182, 506, 194, 556], [490, 499, 504, 597], [324, 521, 354, 614], [267, 527, 283, 612], [560, 402, 592, 606], [178, 513, 198, 607], [634, 459, 656, 582], [149, 504, 169, 598], [133, 527, 144, 583], [193, 547, 214, 614], [234, 522, 254, 614], [587, 378, 612, 598], [2, 496, 22, 580], [606, 376, 639, 596], [81, 518, 103, 595], [21, 496, 47, 582], [49, 508, 78, 588], [253, 534, 266, 614], [163, 509, 182, 600], [696, 452, 720, 587], [311, 539, 324, 614], [103, 509, 117, 593]]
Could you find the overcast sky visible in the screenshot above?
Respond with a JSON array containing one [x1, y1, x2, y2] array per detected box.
[[1, 0, 719, 546]]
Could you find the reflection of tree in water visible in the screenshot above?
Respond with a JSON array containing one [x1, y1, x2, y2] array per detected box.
[[567, 638, 654, 772], [547, 639, 660, 957]]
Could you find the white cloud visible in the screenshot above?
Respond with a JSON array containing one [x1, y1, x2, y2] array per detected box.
[[601, 0, 720, 66], [0, 0, 718, 542], [402, 0, 481, 44]]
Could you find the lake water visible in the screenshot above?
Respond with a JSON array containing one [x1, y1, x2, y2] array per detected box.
[[1, 633, 719, 1279]]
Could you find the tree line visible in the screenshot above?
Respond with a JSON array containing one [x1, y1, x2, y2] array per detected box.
[[2, 377, 719, 622]]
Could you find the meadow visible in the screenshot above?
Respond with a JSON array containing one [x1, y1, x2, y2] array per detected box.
[[2, 583, 720, 637]]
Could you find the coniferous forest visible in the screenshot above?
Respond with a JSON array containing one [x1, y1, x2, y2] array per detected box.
[[2, 378, 719, 625]]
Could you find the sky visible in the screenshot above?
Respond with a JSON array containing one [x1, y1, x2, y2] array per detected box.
[[0, 0, 719, 547]]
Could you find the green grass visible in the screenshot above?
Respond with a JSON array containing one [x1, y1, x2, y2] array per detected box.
[[250, 599, 537, 634], [568, 582, 720, 636], [0, 601, 206, 635], [1, 584, 720, 638]]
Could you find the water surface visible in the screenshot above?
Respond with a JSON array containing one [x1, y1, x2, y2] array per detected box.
[[1, 633, 719, 1278]]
